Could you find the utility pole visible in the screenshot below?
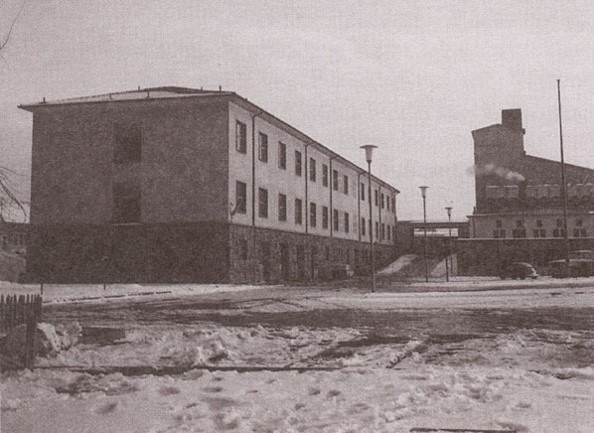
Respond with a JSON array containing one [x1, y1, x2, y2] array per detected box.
[[557, 79, 571, 277], [420, 186, 429, 283]]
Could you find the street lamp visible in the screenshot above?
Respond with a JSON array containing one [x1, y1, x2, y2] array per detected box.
[[419, 186, 429, 282], [361, 145, 377, 293], [445, 206, 453, 282]]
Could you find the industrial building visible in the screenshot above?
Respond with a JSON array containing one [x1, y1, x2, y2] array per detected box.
[[459, 108, 594, 275], [19, 87, 399, 283]]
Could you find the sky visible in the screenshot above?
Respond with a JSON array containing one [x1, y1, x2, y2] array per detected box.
[[2, 0, 594, 221]]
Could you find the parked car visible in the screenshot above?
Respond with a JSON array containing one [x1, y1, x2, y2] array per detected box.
[[500, 262, 539, 280], [549, 250, 594, 278]]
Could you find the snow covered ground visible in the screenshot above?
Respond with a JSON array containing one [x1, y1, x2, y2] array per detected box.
[[2, 283, 594, 432]]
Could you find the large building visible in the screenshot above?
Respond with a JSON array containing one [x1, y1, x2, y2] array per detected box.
[[459, 108, 594, 275], [19, 87, 399, 283]]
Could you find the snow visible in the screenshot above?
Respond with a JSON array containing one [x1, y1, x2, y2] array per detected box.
[[2, 285, 594, 432], [0, 281, 273, 304]]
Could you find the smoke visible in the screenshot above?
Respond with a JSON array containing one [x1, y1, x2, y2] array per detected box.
[[469, 163, 525, 182]]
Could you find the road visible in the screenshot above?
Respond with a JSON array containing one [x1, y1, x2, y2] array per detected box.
[[5, 281, 594, 433]]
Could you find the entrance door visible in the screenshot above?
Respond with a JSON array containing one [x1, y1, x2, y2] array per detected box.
[[261, 242, 271, 282], [280, 243, 290, 280]]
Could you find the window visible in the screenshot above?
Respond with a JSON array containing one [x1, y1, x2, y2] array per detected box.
[[310, 202, 317, 227], [534, 229, 546, 238], [392, 197, 396, 213], [258, 188, 268, 218], [581, 229, 587, 237], [374, 189, 379, 206], [360, 183, 365, 201], [322, 164, 329, 187], [576, 218, 583, 227], [333, 209, 339, 231], [333, 170, 339, 191], [295, 150, 302, 176], [375, 221, 379, 239], [496, 220, 502, 228], [309, 158, 316, 182], [235, 181, 247, 214], [556, 219, 563, 227], [258, 132, 268, 162], [322, 206, 329, 229], [343, 175, 349, 194], [361, 218, 366, 236], [381, 193, 385, 209], [515, 219, 524, 228], [278, 142, 286, 169], [114, 122, 142, 163], [505, 185, 519, 198], [512, 228, 526, 238], [493, 229, 506, 238], [387, 225, 391, 240], [536, 219, 543, 228], [113, 182, 141, 223], [278, 193, 287, 221], [381, 223, 385, 239], [344, 212, 350, 233], [235, 121, 247, 153], [295, 198, 303, 225]]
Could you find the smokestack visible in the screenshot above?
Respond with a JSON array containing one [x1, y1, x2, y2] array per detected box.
[[502, 109, 525, 134]]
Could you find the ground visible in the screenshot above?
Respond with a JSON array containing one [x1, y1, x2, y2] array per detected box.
[[2, 278, 594, 432]]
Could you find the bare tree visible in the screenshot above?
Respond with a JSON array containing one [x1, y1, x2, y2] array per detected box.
[[1, 1, 28, 221], [0, 165, 27, 222], [0, 0, 26, 54]]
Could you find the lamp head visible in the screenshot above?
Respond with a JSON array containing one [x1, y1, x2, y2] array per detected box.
[[445, 206, 452, 217], [419, 186, 429, 198], [360, 145, 378, 163]]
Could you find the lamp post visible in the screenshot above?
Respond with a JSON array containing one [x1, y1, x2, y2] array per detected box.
[[419, 186, 429, 282], [361, 145, 377, 293], [445, 206, 453, 281]]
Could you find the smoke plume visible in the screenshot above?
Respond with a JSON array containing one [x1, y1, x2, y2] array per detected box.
[[469, 163, 525, 182]]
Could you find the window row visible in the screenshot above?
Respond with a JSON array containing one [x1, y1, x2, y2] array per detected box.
[[235, 181, 395, 239], [235, 121, 396, 205], [493, 228, 588, 239], [487, 183, 594, 200], [496, 218, 585, 229], [234, 238, 378, 266]]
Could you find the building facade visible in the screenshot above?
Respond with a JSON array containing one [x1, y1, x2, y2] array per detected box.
[[0, 222, 27, 255], [20, 87, 399, 283], [395, 220, 469, 259], [459, 108, 594, 275]]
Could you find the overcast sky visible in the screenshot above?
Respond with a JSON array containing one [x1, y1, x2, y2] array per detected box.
[[2, 0, 594, 221]]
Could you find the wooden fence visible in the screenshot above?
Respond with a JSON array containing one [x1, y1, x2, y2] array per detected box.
[[0, 294, 43, 369]]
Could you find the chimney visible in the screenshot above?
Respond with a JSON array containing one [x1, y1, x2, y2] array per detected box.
[[501, 109, 525, 134]]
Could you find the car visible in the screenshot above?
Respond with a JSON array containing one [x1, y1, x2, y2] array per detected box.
[[549, 250, 594, 278], [500, 262, 539, 280], [319, 263, 355, 280]]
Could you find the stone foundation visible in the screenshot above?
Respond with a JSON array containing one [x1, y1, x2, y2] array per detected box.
[[26, 222, 396, 284], [229, 224, 395, 283]]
